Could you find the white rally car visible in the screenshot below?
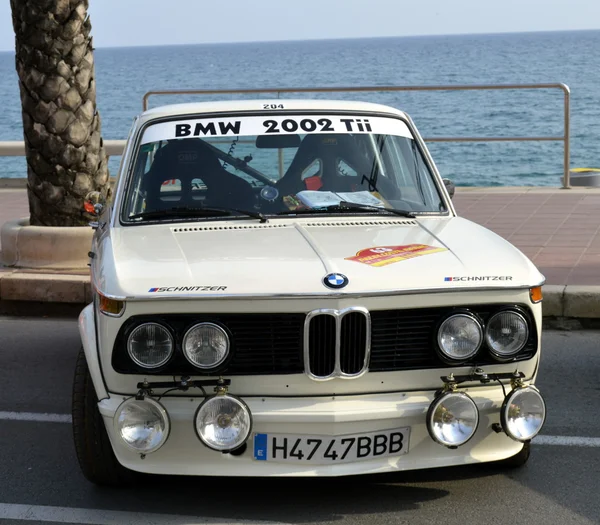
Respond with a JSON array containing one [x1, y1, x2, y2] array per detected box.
[[74, 95, 546, 485]]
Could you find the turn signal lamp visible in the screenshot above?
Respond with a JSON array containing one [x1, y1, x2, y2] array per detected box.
[[98, 292, 125, 316], [529, 286, 543, 303]]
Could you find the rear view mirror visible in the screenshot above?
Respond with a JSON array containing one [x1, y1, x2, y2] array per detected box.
[[256, 134, 301, 149], [443, 178, 455, 199]]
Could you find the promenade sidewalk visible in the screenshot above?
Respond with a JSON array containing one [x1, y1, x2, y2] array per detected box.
[[1, 186, 600, 288], [455, 187, 600, 286]]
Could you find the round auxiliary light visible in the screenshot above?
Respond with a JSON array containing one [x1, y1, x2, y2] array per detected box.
[[194, 394, 252, 451], [486, 311, 529, 359], [427, 391, 479, 448], [183, 323, 230, 369], [501, 385, 546, 442], [114, 397, 170, 454], [127, 322, 174, 369], [437, 313, 483, 362]]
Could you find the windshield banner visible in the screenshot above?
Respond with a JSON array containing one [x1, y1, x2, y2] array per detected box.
[[141, 115, 413, 144]]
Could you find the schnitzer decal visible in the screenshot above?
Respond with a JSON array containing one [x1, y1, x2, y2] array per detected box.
[[140, 115, 413, 144], [149, 286, 227, 292], [346, 245, 447, 267], [444, 276, 513, 282]]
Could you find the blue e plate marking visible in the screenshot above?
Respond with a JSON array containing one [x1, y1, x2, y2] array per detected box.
[[254, 433, 268, 460]]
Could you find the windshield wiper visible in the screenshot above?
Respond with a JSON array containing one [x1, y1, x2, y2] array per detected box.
[[129, 206, 268, 223], [277, 201, 415, 218], [329, 201, 416, 218]]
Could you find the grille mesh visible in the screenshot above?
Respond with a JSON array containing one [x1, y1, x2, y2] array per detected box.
[[340, 312, 368, 375], [369, 306, 537, 371], [308, 314, 336, 377]]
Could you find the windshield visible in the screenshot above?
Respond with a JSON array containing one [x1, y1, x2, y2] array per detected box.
[[121, 113, 446, 222]]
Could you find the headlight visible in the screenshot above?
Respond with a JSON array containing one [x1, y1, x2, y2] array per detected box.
[[183, 323, 230, 369], [486, 311, 529, 359], [437, 313, 483, 362], [114, 397, 170, 453], [194, 394, 252, 451], [427, 391, 479, 447], [501, 385, 546, 442], [127, 322, 174, 369]]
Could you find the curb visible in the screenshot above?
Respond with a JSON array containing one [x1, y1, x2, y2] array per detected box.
[[1, 271, 600, 325], [1, 218, 93, 269], [541, 284, 600, 330], [0, 269, 91, 307]]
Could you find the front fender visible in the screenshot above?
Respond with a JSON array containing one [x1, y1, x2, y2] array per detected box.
[[78, 303, 108, 400]]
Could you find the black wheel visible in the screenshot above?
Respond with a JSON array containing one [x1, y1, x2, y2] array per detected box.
[[72, 348, 138, 486], [496, 441, 531, 468]]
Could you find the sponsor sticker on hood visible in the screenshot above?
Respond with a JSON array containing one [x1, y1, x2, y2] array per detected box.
[[345, 245, 447, 267]]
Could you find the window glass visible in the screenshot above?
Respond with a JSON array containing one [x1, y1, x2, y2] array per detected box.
[[122, 114, 445, 222]]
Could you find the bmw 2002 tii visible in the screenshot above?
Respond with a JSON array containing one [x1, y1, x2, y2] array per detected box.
[[74, 93, 546, 485]]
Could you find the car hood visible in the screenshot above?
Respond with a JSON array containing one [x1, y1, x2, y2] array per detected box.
[[94, 216, 544, 299]]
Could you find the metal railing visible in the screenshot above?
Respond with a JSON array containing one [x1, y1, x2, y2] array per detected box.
[[0, 83, 572, 187], [0, 140, 125, 158]]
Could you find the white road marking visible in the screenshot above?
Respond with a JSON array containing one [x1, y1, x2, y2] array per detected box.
[[533, 435, 600, 447], [0, 503, 284, 524], [0, 411, 72, 423], [1, 412, 599, 448]]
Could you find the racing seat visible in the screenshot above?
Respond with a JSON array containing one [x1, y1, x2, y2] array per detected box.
[[275, 134, 372, 196], [144, 139, 255, 211]]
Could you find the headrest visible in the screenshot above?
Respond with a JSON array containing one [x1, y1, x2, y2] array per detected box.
[[151, 139, 222, 178]]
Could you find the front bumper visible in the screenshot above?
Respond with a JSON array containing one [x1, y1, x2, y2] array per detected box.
[[100, 385, 526, 476]]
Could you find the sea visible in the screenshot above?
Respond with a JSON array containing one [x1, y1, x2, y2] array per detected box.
[[1, 30, 600, 187]]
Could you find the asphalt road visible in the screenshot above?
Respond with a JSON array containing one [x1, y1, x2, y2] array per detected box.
[[0, 316, 598, 525]]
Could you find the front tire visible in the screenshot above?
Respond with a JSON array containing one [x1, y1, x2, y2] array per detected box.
[[72, 348, 137, 486]]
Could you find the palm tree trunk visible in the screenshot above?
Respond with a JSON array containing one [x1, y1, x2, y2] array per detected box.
[[10, 0, 110, 226]]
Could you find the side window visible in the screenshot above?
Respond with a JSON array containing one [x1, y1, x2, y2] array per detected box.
[[128, 148, 152, 215], [381, 138, 413, 186], [382, 136, 443, 209]]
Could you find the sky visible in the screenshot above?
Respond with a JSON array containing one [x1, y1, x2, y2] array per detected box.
[[1, 0, 599, 52]]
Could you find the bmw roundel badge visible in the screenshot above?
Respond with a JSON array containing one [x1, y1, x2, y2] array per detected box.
[[323, 273, 349, 289]]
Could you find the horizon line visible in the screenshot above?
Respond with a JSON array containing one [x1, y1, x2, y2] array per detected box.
[[0, 27, 599, 53]]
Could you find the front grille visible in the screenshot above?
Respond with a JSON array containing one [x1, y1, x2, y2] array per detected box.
[[305, 308, 370, 379], [113, 305, 537, 376]]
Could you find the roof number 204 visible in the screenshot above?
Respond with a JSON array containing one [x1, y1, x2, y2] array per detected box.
[[263, 103, 285, 109]]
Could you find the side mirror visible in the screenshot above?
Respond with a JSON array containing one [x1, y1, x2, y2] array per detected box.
[[443, 178, 455, 199], [84, 191, 107, 229], [84, 191, 107, 216]]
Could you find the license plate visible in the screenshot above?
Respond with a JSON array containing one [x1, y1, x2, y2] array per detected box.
[[253, 427, 410, 464]]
